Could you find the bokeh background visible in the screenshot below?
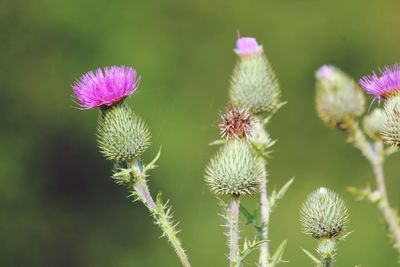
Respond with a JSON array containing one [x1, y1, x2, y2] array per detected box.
[[2, 0, 400, 266]]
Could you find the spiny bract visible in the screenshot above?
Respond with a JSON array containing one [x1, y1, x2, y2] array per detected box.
[[205, 140, 260, 195], [381, 95, 400, 147], [300, 188, 349, 239], [315, 65, 365, 129], [97, 103, 151, 162], [229, 55, 281, 115]]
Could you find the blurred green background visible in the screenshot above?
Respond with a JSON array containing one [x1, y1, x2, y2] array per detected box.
[[2, 0, 400, 266]]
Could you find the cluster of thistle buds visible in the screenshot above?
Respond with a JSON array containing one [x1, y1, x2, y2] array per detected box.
[[300, 188, 349, 267], [315, 63, 400, 147], [205, 35, 286, 267]]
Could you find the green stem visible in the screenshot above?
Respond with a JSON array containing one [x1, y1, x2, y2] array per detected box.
[[128, 161, 192, 267], [258, 158, 269, 267], [229, 194, 241, 267], [347, 122, 400, 255]]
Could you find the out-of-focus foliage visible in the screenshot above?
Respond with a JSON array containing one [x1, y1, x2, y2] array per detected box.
[[1, 0, 400, 266]]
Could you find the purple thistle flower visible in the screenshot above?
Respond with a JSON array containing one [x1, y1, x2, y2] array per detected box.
[[316, 65, 334, 81], [234, 37, 263, 57], [359, 64, 400, 98], [72, 66, 138, 109]]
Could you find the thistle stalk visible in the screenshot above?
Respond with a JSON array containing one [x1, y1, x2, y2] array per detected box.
[[229, 194, 241, 267], [258, 158, 270, 267], [347, 121, 400, 254], [128, 160, 192, 267]]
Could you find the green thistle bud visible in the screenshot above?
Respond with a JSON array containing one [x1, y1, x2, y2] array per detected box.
[[205, 140, 260, 195], [229, 54, 281, 115], [249, 117, 274, 157], [363, 108, 386, 140], [315, 65, 365, 129], [381, 94, 400, 146], [97, 103, 151, 162], [300, 187, 349, 239]]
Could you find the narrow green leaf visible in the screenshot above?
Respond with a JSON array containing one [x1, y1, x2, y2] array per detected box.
[[302, 248, 320, 265]]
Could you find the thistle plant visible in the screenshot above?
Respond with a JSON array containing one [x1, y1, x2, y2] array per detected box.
[[315, 64, 400, 259], [205, 35, 292, 267], [72, 66, 191, 267], [300, 188, 349, 267]]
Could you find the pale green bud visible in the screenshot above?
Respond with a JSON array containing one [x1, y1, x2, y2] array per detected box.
[[229, 55, 281, 115], [300, 187, 349, 239], [205, 140, 260, 195], [363, 108, 386, 140], [381, 94, 400, 147], [315, 65, 365, 129], [97, 103, 151, 162], [317, 238, 336, 260]]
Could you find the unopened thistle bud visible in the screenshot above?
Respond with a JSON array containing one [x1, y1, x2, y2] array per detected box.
[[205, 140, 260, 195], [300, 187, 349, 239], [363, 108, 386, 140], [219, 106, 253, 139], [315, 65, 365, 129], [97, 103, 151, 162], [249, 117, 274, 156], [229, 36, 281, 115]]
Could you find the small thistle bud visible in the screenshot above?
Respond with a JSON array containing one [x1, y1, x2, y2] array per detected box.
[[205, 140, 260, 195], [300, 187, 349, 239], [249, 117, 274, 156], [315, 65, 365, 129], [363, 108, 386, 140], [317, 238, 336, 260], [381, 94, 400, 146], [219, 106, 252, 139], [97, 103, 151, 162], [229, 36, 281, 115]]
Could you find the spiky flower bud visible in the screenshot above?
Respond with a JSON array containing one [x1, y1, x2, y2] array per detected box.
[[249, 117, 274, 157], [229, 37, 281, 115], [317, 238, 336, 260], [315, 65, 365, 129], [205, 140, 260, 195], [363, 108, 386, 140], [300, 187, 349, 239], [97, 103, 151, 162], [381, 94, 400, 146], [219, 106, 253, 139]]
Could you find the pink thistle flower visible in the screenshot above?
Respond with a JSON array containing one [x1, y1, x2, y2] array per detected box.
[[219, 106, 253, 139], [359, 64, 400, 98], [316, 65, 334, 81], [72, 66, 138, 109], [234, 37, 263, 57]]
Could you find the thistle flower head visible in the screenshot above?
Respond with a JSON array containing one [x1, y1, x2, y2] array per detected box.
[[300, 187, 349, 239], [359, 63, 400, 98], [363, 108, 386, 140], [230, 38, 281, 115], [97, 103, 151, 162], [315, 65, 365, 129], [72, 66, 138, 109], [381, 95, 400, 146], [219, 106, 253, 139], [234, 37, 263, 58], [205, 140, 260, 196]]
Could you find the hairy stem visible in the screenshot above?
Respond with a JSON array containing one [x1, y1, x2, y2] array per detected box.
[[258, 158, 269, 267], [347, 122, 400, 255], [129, 161, 192, 267], [229, 194, 240, 267]]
